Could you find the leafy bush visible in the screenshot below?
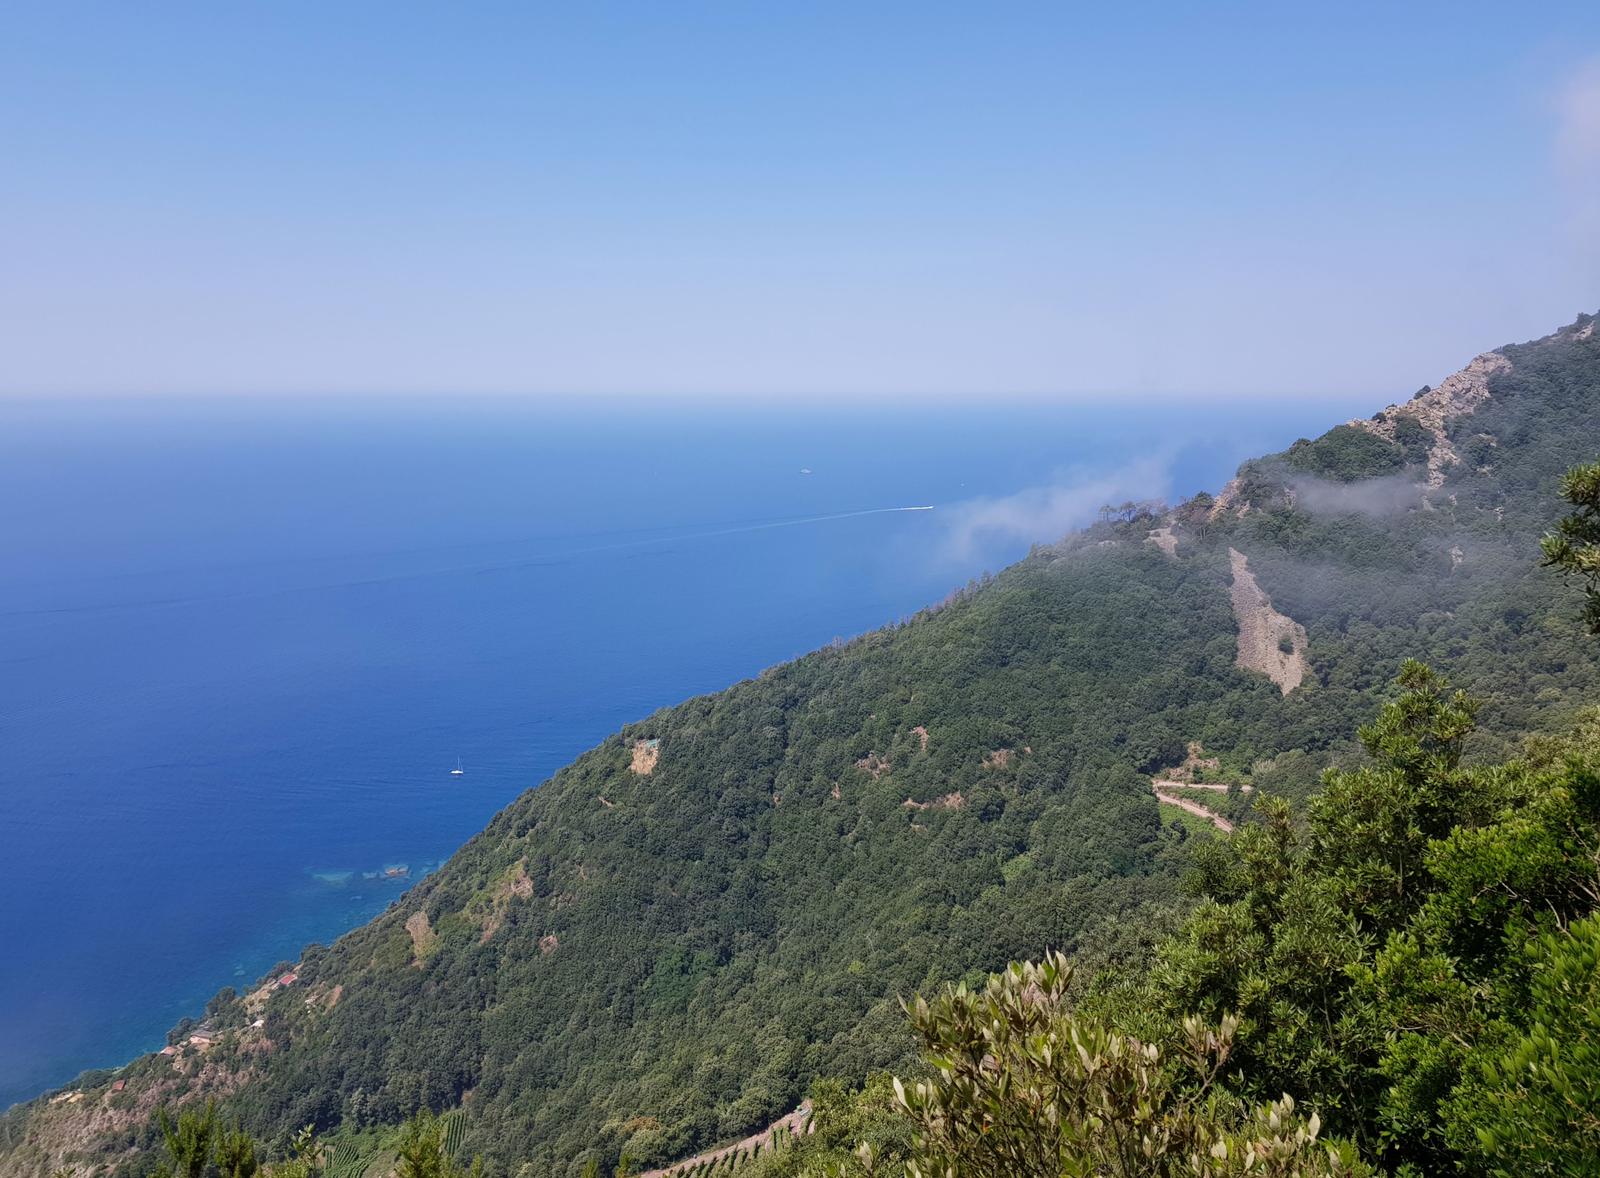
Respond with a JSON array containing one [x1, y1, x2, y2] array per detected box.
[[1284, 426, 1406, 483], [884, 955, 1365, 1178]]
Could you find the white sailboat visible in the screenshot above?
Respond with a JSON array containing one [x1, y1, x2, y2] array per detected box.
[[450, 756, 465, 776]]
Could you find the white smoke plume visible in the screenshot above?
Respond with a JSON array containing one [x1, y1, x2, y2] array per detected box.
[[938, 458, 1172, 563], [1288, 474, 1424, 518]]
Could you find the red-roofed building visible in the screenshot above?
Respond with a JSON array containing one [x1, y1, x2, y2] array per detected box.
[[276, 972, 298, 987]]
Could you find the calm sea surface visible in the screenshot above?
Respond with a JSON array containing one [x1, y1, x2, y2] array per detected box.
[[0, 396, 1360, 1107]]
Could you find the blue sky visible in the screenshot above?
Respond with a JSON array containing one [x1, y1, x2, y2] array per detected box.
[[1, 2, 1596, 400]]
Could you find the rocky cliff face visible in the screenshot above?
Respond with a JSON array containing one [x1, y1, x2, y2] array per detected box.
[[1348, 351, 1512, 487]]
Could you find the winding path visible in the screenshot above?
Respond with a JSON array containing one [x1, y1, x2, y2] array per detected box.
[[1150, 781, 1251, 833]]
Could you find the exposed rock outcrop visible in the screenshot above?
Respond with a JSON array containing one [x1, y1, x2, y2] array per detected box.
[[476, 860, 534, 944], [902, 791, 965, 811], [1209, 478, 1246, 520], [855, 752, 890, 780], [1349, 351, 1510, 487], [630, 738, 660, 775], [1228, 549, 1308, 695], [1162, 741, 1219, 783], [405, 911, 438, 964]]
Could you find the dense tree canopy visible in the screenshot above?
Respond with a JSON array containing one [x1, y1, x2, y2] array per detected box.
[[5, 314, 1598, 1178], [742, 666, 1600, 1178]]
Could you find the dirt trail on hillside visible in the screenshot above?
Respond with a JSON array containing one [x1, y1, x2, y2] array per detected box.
[[1151, 785, 1234, 833], [1150, 742, 1250, 833], [640, 1104, 812, 1178], [1229, 549, 1307, 695]]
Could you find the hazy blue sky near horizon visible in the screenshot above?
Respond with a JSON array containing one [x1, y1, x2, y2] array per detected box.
[[1, 2, 1597, 401]]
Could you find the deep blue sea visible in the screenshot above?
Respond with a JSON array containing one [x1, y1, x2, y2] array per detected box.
[[0, 395, 1363, 1108]]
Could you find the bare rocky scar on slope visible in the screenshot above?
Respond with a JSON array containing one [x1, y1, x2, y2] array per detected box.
[[1228, 548, 1307, 695], [1144, 522, 1308, 696], [1345, 350, 1511, 488], [1207, 345, 1519, 694]]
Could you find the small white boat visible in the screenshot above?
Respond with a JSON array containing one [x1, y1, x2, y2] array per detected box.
[[450, 756, 465, 776]]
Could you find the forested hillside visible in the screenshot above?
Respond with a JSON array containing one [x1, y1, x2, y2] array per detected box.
[[4, 313, 1597, 1178], [725, 661, 1600, 1177]]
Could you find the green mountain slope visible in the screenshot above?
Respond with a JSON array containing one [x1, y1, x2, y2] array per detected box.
[[4, 312, 1597, 1178]]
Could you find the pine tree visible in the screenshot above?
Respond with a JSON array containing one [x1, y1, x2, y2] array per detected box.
[[1542, 460, 1600, 633]]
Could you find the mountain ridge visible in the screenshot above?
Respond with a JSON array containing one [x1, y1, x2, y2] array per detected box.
[[4, 311, 1598, 1178]]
